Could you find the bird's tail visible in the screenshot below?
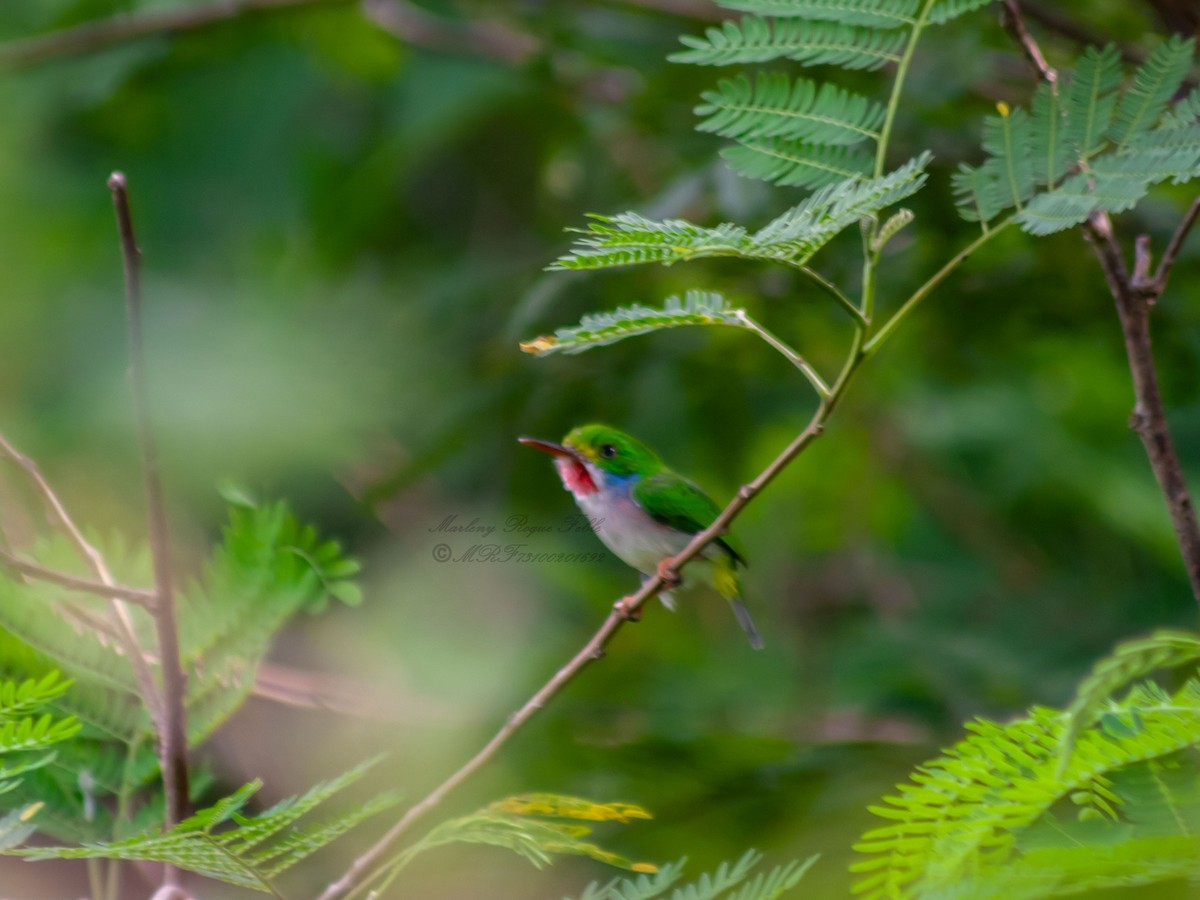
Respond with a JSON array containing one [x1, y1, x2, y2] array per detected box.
[[713, 557, 764, 649], [729, 598, 764, 650]]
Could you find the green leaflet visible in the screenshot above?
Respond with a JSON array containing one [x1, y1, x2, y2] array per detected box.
[[697, 73, 885, 145], [672, 18, 905, 70], [570, 849, 817, 900], [11, 757, 397, 892], [548, 155, 929, 272], [852, 677, 1200, 900], [955, 37, 1200, 234], [520, 292, 745, 356]]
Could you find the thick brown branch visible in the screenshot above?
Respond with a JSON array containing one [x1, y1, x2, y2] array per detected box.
[[0, 0, 352, 70], [108, 174, 190, 845]]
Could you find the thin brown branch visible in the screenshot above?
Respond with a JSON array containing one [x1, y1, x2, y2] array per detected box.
[[0, 547, 156, 607], [1000, 0, 1057, 86], [108, 173, 190, 844], [0, 0, 352, 70], [0, 433, 163, 718], [1151, 194, 1200, 292], [1001, 0, 1200, 606], [1085, 212, 1200, 604]]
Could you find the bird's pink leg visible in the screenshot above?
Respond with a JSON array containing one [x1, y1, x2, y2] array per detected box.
[[613, 595, 642, 621], [656, 556, 682, 589]]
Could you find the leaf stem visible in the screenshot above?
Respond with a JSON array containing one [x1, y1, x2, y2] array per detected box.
[[865, 216, 1015, 355], [798, 265, 866, 326], [874, 0, 936, 179], [734, 311, 830, 398]]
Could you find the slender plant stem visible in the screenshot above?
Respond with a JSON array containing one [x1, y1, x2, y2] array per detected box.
[[0, 547, 156, 606], [797, 265, 867, 326], [107, 174, 191, 847], [874, 0, 935, 179], [734, 312, 830, 398], [865, 217, 1016, 355]]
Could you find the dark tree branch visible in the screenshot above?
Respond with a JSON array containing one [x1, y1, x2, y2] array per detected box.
[[1000, 1, 1200, 606], [107, 174, 191, 853]]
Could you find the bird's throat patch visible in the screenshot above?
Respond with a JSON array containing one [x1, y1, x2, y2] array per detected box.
[[555, 457, 597, 496]]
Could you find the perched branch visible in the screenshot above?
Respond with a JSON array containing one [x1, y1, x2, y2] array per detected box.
[[999, 1, 1200, 605], [108, 174, 190, 842]]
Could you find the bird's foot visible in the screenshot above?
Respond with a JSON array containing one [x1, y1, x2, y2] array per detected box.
[[614, 595, 642, 621], [656, 556, 682, 590]]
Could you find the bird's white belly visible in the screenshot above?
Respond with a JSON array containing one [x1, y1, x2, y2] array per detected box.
[[575, 489, 692, 575]]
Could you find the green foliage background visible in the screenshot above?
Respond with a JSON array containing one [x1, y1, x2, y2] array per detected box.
[[0, 0, 1198, 896]]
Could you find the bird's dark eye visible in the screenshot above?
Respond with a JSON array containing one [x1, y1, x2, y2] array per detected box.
[[600, 444, 617, 459]]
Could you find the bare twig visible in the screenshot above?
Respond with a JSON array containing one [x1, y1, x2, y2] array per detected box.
[[1151, 194, 1200, 291], [1000, 0, 1056, 88], [0, 433, 163, 718], [108, 174, 190, 844], [999, 1, 1200, 605], [0, 546, 156, 607], [0, 0, 352, 70]]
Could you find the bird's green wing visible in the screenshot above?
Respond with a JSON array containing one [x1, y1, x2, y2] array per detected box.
[[633, 472, 747, 565]]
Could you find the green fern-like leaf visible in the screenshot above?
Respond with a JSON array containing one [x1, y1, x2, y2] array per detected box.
[[713, 0, 920, 29], [956, 38, 1200, 232], [851, 677, 1200, 900], [13, 757, 394, 891], [927, 0, 995, 24], [373, 794, 658, 897], [1063, 43, 1124, 158], [751, 152, 930, 260], [671, 18, 905, 70], [519, 292, 744, 356], [721, 138, 874, 188], [550, 156, 927, 272], [572, 849, 815, 900], [697, 73, 885, 145], [1057, 630, 1200, 776], [1107, 34, 1195, 150]]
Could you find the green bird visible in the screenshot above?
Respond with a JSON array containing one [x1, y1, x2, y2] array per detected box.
[[519, 424, 763, 649]]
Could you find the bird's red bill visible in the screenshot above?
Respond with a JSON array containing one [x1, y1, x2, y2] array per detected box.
[[518, 436, 598, 496]]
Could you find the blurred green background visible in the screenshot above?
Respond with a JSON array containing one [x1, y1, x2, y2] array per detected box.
[[0, 0, 1198, 896]]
